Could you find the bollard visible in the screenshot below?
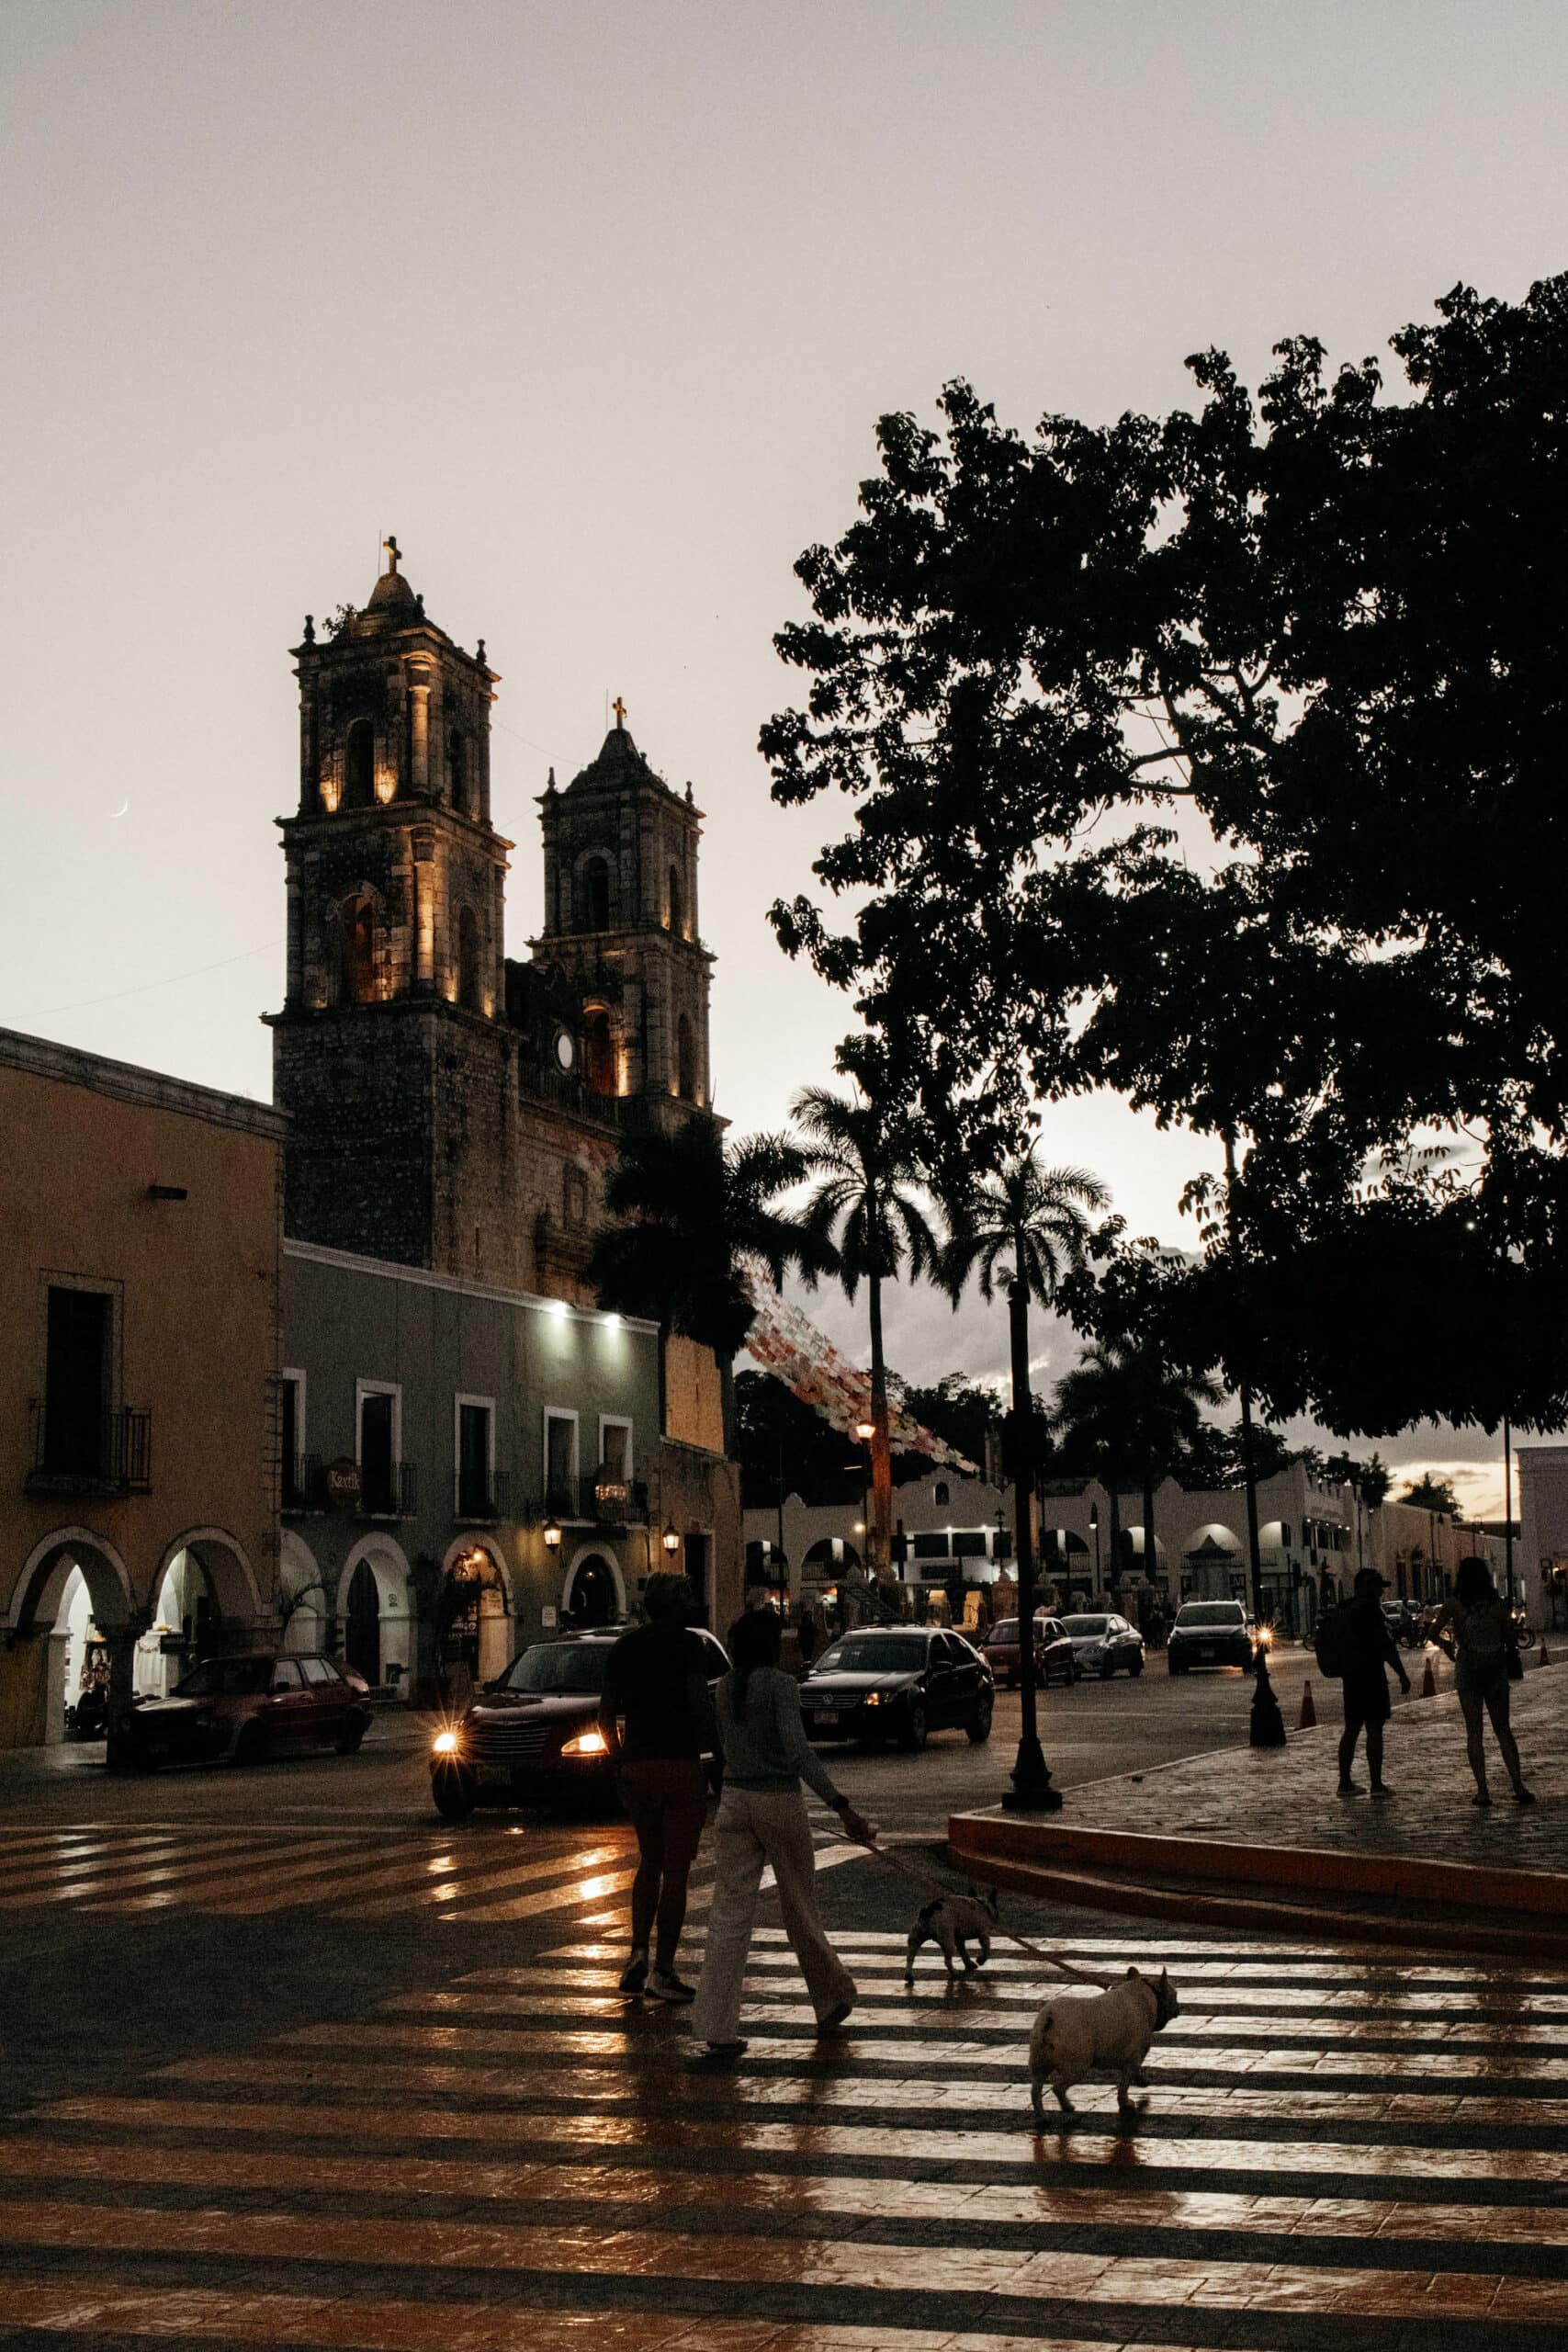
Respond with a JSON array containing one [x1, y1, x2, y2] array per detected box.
[[1298, 1679, 1317, 1729], [1540, 1639, 1551, 1668], [1421, 1655, 1437, 1698], [1249, 1650, 1288, 1748]]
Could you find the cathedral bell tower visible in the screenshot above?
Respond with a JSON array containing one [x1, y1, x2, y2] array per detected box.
[[532, 708, 714, 1128], [266, 542, 517, 1276]]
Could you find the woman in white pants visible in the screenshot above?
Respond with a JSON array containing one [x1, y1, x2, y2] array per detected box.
[[690, 1609, 874, 2057]]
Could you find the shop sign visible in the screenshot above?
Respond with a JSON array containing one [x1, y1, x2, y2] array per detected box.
[[325, 1457, 360, 1508]]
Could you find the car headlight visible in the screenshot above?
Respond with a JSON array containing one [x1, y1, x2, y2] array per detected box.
[[1257, 1627, 1273, 1648], [862, 1691, 882, 1707], [432, 1730, 462, 1757], [560, 1728, 609, 1758]]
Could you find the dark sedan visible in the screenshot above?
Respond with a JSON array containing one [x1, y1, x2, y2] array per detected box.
[[798, 1628, 994, 1751], [979, 1614, 1077, 1690], [121, 1652, 372, 1769], [1167, 1600, 1257, 1673], [429, 1626, 730, 1821]]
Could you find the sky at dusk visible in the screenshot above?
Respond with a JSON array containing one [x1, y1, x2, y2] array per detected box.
[[6, 0, 1565, 1510]]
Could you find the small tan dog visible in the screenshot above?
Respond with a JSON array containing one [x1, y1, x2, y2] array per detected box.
[[1029, 1966, 1179, 2119], [904, 1887, 999, 1984]]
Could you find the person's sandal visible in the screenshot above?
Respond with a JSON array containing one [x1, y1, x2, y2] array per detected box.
[[1513, 1785, 1538, 1805], [1472, 1791, 1493, 1806]]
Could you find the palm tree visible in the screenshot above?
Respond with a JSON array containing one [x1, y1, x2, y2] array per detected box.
[[1055, 1340, 1221, 1595], [792, 1076, 941, 1595], [944, 1151, 1110, 1804], [587, 1116, 831, 1358]]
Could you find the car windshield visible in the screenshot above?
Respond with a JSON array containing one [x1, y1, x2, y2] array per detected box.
[[174, 1657, 273, 1698], [1063, 1616, 1109, 1637], [987, 1620, 1019, 1642], [815, 1637, 926, 1674], [1177, 1604, 1245, 1627], [505, 1644, 611, 1695]]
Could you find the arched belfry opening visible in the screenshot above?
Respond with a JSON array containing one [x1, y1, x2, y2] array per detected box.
[[581, 855, 611, 932], [448, 731, 470, 818], [457, 905, 481, 1012], [584, 1006, 617, 1096], [676, 1010, 696, 1101], [342, 895, 379, 1004], [344, 719, 375, 808], [668, 863, 684, 937]]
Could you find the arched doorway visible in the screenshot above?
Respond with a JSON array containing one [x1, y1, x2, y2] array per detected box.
[[279, 1531, 325, 1655], [439, 1536, 513, 1684], [565, 1551, 619, 1627], [584, 1006, 616, 1095], [336, 1537, 412, 1697], [3, 1529, 134, 1748], [344, 718, 375, 808], [344, 1559, 380, 1685]]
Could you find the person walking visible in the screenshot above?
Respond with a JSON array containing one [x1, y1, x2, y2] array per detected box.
[[690, 1608, 874, 2058], [1431, 1556, 1535, 1806], [597, 1572, 715, 2003], [1338, 1566, 1411, 1799]]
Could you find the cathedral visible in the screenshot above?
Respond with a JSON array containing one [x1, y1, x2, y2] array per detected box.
[[266, 541, 716, 1300]]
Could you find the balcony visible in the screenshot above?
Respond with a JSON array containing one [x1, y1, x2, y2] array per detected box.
[[356, 1461, 417, 1521], [282, 1453, 324, 1513], [454, 1470, 514, 1525], [546, 1475, 649, 1527], [28, 1404, 152, 1497]]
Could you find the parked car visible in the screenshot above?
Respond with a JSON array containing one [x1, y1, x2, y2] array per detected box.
[[979, 1614, 1077, 1689], [798, 1627, 994, 1750], [429, 1627, 731, 1821], [1166, 1600, 1257, 1674], [1060, 1612, 1145, 1679], [121, 1652, 372, 1769]]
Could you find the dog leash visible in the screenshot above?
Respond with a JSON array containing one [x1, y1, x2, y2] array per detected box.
[[819, 1826, 1116, 1989]]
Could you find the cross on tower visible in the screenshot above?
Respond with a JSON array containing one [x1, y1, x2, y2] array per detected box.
[[383, 535, 401, 574], [612, 695, 626, 729]]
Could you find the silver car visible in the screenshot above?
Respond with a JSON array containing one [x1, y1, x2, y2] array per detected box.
[[1059, 1611, 1145, 1679]]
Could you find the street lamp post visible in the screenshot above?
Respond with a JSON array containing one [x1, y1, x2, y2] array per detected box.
[[854, 1421, 880, 1620], [1089, 1502, 1101, 1594], [1001, 1295, 1062, 1814]]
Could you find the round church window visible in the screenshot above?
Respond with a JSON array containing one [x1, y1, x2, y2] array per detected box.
[[553, 1027, 576, 1073]]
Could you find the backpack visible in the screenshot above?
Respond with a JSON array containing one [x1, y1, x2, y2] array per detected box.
[[1314, 1605, 1354, 1679]]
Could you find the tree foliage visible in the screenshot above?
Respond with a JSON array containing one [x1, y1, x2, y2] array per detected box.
[[587, 1117, 831, 1356], [762, 276, 1568, 1437]]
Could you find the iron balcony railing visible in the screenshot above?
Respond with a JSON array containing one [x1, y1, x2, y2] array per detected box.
[[546, 1475, 649, 1526], [282, 1453, 324, 1512], [357, 1461, 417, 1520], [28, 1403, 152, 1496], [455, 1469, 515, 1524]]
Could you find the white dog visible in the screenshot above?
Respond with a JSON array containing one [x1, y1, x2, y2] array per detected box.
[[1028, 1966, 1180, 2119], [904, 1886, 999, 1984]]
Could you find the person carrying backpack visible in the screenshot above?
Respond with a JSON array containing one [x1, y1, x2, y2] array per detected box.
[[1335, 1568, 1410, 1798]]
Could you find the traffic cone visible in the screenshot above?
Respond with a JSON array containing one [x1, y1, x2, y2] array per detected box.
[[1298, 1679, 1316, 1729], [1421, 1655, 1437, 1698]]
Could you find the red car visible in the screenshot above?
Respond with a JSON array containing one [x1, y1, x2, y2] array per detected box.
[[122, 1652, 372, 1769], [978, 1614, 1077, 1689]]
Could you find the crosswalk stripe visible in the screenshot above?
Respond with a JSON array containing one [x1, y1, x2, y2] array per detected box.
[[134, 2046, 1568, 2131], [47, 2084, 1568, 2186], [0, 1833, 302, 1911], [438, 1864, 641, 1924], [346, 1840, 628, 1920], [2, 2190, 1565, 2324], [7, 2135, 1568, 2248], [0, 1835, 184, 1902], [78, 1833, 387, 1913]]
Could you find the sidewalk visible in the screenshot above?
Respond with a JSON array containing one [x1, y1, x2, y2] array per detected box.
[[953, 1659, 1568, 1960]]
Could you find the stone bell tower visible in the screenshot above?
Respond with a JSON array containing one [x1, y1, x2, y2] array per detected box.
[[266, 541, 523, 1280], [533, 708, 714, 1126]]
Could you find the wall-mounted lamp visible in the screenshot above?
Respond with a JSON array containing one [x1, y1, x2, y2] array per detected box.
[[542, 1518, 561, 1552], [661, 1523, 681, 1556]]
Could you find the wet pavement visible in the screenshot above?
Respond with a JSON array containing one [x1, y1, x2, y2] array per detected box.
[[1055, 1658, 1568, 1875], [4, 1804, 1568, 2349]]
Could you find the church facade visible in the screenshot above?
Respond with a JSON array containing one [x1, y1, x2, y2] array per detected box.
[[267, 545, 740, 1665], [266, 542, 716, 1306]]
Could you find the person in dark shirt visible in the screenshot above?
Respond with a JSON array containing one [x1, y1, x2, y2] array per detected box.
[[598, 1572, 715, 2002], [1338, 1567, 1411, 1799]]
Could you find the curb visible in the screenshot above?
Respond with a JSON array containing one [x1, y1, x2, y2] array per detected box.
[[949, 1811, 1568, 1963]]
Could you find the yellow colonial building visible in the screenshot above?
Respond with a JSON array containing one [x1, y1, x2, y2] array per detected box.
[[0, 1028, 286, 1748]]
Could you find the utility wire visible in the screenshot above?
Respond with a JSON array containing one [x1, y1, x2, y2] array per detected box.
[[28, 937, 284, 1020]]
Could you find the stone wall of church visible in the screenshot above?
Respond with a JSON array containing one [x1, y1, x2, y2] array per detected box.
[[274, 1006, 435, 1269]]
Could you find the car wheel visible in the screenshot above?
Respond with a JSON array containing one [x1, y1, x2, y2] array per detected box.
[[966, 1695, 994, 1745], [1099, 1660, 1115, 1680], [899, 1701, 929, 1752], [234, 1724, 269, 1768], [335, 1720, 367, 1756], [433, 1766, 478, 1822], [705, 1757, 724, 1798], [1128, 1657, 1144, 1678], [1168, 1656, 1186, 1675]]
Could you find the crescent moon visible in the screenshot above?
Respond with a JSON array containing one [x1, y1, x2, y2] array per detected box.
[[109, 800, 130, 820]]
